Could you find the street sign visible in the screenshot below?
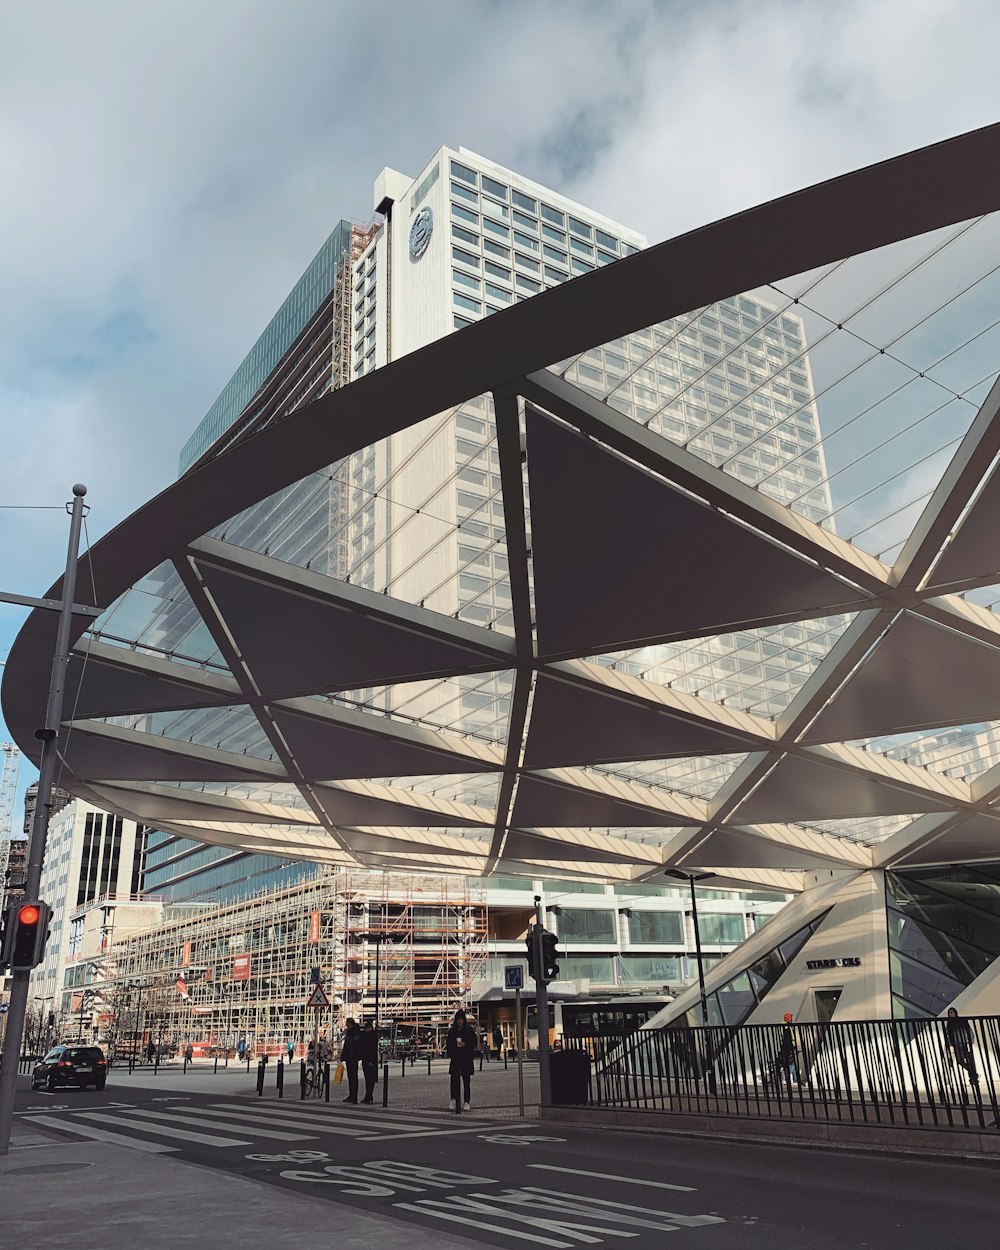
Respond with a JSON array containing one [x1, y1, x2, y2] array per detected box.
[[504, 965, 524, 990], [305, 984, 330, 1009]]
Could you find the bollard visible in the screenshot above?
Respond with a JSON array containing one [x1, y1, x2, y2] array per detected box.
[[504, 1048, 508, 1070], [214, 1053, 219, 1074], [256, 1058, 266, 1097], [324, 1061, 331, 1103], [246, 1052, 251, 1074], [277, 1058, 284, 1098], [154, 1048, 160, 1076], [479, 1049, 484, 1072], [183, 1054, 188, 1075], [300, 1059, 306, 1101], [427, 1055, 432, 1077], [401, 1057, 406, 1078], [382, 1062, 389, 1108]]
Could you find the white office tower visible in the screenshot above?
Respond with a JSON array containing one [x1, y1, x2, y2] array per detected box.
[[32, 799, 146, 1030], [336, 148, 834, 779]]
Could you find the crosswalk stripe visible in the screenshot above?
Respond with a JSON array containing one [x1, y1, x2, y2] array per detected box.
[[220, 1101, 494, 1131], [205, 1103, 389, 1137], [72, 1111, 248, 1147], [123, 1107, 317, 1141], [22, 1115, 178, 1154]]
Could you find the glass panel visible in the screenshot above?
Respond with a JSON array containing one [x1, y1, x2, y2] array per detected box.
[[557, 213, 1000, 563], [626, 910, 684, 944], [698, 913, 746, 944], [95, 705, 274, 759], [887, 864, 1000, 1017], [557, 908, 617, 943], [587, 614, 856, 719], [849, 722, 1000, 783], [88, 562, 227, 670], [594, 755, 748, 802]]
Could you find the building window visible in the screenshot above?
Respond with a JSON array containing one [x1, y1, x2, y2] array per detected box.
[[482, 175, 507, 200], [558, 908, 616, 943], [512, 189, 537, 213], [626, 910, 683, 944], [541, 203, 565, 226], [451, 160, 477, 186]]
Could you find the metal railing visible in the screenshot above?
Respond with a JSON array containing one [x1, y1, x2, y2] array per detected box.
[[562, 1016, 1000, 1132]]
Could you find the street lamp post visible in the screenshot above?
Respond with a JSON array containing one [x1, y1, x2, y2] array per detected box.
[[665, 870, 716, 1027], [666, 869, 717, 1095], [0, 485, 92, 1156]]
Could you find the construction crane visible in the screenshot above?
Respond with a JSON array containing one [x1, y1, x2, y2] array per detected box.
[[0, 743, 21, 893]]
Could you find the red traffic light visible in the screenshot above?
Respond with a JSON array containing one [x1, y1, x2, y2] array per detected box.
[[18, 904, 41, 925]]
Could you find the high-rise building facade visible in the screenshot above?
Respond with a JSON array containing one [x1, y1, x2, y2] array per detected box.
[[32, 798, 146, 1028]]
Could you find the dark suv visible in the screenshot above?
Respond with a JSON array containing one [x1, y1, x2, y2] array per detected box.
[[31, 1045, 108, 1091]]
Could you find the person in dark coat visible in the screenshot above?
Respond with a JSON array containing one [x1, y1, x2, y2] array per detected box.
[[446, 1008, 478, 1110], [945, 1007, 979, 1085], [359, 1020, 379, 1104], [340, 1017, 361, 1104], [776, 1012, 798, 1089], [493, 1024, 504, 1059]]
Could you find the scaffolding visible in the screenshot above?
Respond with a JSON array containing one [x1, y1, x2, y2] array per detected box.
[[0, 743, 21, 901], [63, 868, 486, 1057]]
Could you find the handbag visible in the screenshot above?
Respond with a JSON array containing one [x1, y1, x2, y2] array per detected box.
[[333, 1061, 345, 1085]]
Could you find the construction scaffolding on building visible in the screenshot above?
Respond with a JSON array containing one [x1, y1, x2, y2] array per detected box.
[[0, 743, 21, 905], [63, 868, 486, 1058]]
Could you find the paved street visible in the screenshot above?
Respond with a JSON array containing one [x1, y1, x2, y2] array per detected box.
[[7, 1069, 998, 1248]]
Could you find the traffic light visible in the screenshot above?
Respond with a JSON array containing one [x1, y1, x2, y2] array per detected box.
[[540, 929, 560, 982], [0, 900, 52, 972], [525, 928, 537, 981]]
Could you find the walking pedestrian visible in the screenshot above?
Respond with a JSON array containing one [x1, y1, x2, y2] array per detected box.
[[446, 1008, 478, 1111], [776, 1013, 798, 1089], [340, 1017, 361, 1104], [286, 1039, 295, 1063], [359, 1020, 379, 1103], [145, 1039, 156, 1065], [493, 1023, 503, 1060], [945, 1007, 979, 1086]]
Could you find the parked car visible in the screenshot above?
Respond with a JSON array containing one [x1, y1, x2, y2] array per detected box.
[[31, 1045, 108, 1091]]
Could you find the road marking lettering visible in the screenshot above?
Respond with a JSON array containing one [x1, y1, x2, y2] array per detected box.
[[528, 1166, 696, 1194], [277, 1160, 494, 1197], [246, 1149, 334, 1163], [399, 1187, 724, 1245]]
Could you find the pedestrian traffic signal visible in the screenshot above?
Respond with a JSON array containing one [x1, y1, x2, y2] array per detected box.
[[525, 929, 537, 981], [540, 929, 560, 982], [0, 899, 52, 972]]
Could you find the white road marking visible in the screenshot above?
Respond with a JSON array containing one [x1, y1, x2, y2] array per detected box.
[[71, 1111, 248, 1147], [525, 1188, 723, 1229], [365, 1124, 528, 1141], [208, 1102, 494, 1136], [22, 1115, 178, 1154], [393, 1201, 573, 1247], [124, 1107, 317, 1141], [207, 1103, 404, 1137], [528, 1165, 696, 1193]]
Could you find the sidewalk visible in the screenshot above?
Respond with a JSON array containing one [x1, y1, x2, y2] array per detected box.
[[3, 1126, 478, 1250], [109, 1055, 541, 1115]]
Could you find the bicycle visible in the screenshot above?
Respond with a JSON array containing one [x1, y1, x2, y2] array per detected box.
[[304, 1063, 325, 1098]]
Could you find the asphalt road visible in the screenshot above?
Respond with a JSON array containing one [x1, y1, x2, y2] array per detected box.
[[12, 1073, 998, 1249]]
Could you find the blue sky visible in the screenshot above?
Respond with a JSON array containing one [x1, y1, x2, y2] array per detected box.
[[2, 0, 999, 819]]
